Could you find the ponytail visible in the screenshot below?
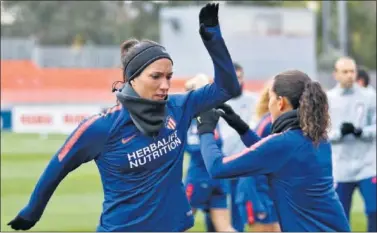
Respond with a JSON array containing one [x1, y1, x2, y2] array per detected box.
[[299, 81, 330, 145]]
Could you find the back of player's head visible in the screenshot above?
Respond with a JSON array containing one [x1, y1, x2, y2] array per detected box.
[[356, 67, 370, 87], [271, 70, 330, 145]]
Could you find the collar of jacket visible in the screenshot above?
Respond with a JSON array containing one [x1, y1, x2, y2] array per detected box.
[[335, 83, 356, 95], [271, 109, 301, 134], [116, 82, 167, 138]]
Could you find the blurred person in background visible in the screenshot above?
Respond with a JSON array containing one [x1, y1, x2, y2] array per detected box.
[[218, 62, 259, 232], [236, 81, 280, 232], [356, 67, 376, 96], [184, 74, 235, 232], [327, 57, 376, 232], [7, 3, 242, 232], [196, 69, 350, 232]]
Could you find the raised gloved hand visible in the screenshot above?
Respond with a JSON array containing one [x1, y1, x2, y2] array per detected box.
[[198, 3, 219, 41], [217, 104, 250, 135], [196, 109, 220, 135], [8, 216, 36, 231]]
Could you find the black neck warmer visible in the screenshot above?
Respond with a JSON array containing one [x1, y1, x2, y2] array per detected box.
[[271, 109, 301, 134], [116, 83, 167, 138]]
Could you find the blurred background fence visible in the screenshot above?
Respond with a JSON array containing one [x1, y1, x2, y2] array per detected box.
[[1, 0, 375, 133]]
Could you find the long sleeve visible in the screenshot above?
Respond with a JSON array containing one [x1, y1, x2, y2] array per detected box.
[[200, 132, 291, 179], [360, 99, 376, 140], [240, 114, 272, 147], [326, 90, 343, 144], [183, 25, 241, 118], [240, 130, 261, 147], [18, 114, 110, 222], [328, 128, 342, 143]]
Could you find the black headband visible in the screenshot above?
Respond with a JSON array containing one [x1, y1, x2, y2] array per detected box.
[[124, 42, 173, 82]]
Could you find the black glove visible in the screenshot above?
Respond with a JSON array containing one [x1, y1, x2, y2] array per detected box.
[[340, 122, 355, 137], [8, 216, 36, 231], [199, 3, 219, 41], [353, 127, 363, 138], [217, 104, 250, 135], [196, 109, 220, 135]]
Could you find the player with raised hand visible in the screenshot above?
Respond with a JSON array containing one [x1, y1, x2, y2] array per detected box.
[[7, 3, 241, 232]]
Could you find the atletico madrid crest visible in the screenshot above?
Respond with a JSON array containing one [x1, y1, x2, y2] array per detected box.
[[166, 116, 176, 130]]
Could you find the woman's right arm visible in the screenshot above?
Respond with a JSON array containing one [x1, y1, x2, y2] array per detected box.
[[200, 132, 292, 179], [13, 114, 109, 224]]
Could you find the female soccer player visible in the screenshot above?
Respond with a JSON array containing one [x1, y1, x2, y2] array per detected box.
[[195, 70, 351, 232], [7, 3, 241, 232], [236, 83, 280, 232], [184, 74, 235, 232]]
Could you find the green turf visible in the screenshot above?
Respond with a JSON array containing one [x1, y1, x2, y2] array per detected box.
[[0, 132, 367, 231]]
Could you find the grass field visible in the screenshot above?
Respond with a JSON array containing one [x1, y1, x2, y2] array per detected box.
[[1, 132, 367, 231]]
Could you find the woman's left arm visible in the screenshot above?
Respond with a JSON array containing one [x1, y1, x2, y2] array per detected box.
[[183, 5, 241, 117]]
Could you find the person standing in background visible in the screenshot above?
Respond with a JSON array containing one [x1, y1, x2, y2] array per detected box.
[[356, 67, 376, 96], [236, 82, 280, 232], [217, 62, 259, 232], [327, 57, 376, 232], [184, 74, 235, 232]]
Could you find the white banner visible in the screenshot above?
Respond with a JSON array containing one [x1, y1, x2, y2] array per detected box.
[[12, 105, 102, 134]]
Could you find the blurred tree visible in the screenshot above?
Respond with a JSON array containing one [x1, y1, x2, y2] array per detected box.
[[128, 1, 160, 42], [0, 1, 157, 45], [316, 1, 376, 69], [1, 1, 375, 68], [346, 1, 376, 69]]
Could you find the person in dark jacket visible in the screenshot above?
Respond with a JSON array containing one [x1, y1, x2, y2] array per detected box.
[[7, 3, 241, 232]]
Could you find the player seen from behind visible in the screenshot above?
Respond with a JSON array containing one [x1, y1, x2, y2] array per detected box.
[[196, 70, 351, 232]]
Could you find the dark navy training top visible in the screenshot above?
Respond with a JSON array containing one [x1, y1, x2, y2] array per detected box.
[[16, 25, 241, 232], [200, 128, 351, 232]]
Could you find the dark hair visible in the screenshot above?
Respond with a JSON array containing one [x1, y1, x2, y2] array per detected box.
[[120, 38, 160, 82], [233, 62, 243, 72], [357, 67, 370, 87], [272, 70, 330, 145], [112, 38, 165, 93]]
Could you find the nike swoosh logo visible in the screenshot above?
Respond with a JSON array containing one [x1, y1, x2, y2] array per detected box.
[[122, 134, 136, 144]]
